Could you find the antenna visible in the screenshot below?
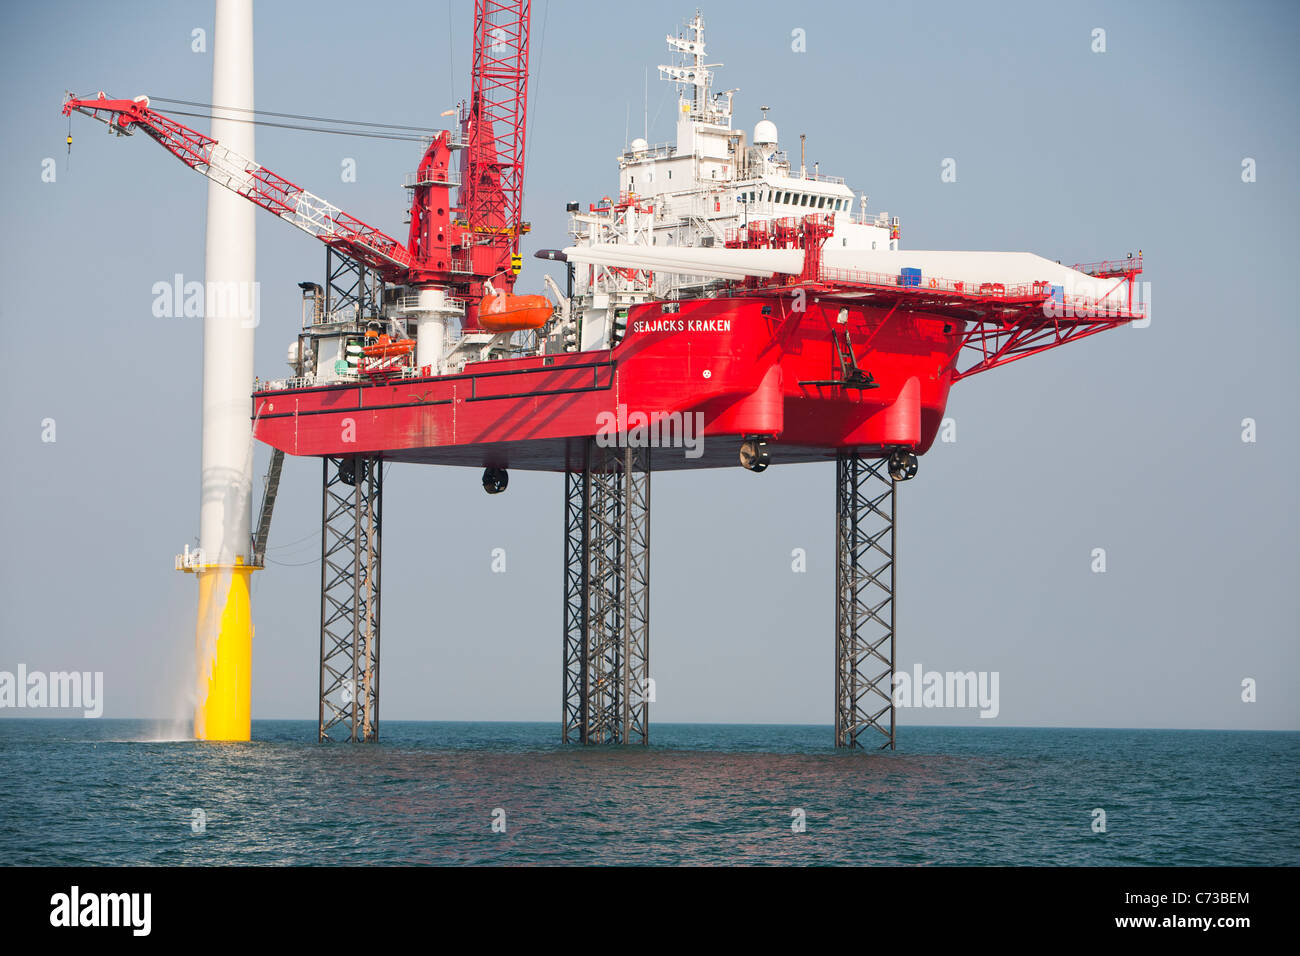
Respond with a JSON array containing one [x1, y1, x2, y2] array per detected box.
[[644, 68, 648, 142], [800, 133, 806, 178]]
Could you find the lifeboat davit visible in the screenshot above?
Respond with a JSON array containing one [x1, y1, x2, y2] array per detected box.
[[478, 291, 552, 332]]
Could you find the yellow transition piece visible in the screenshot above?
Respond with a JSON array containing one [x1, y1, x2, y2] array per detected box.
[[193, 562, 254, 741]]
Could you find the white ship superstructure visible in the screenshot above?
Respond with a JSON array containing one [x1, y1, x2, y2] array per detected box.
[[568, 12, 898, 350]]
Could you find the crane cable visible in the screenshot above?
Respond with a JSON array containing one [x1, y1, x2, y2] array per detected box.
[[524, 0, 549, 196], [144, 96, 448, 143], [148, 96, 444, 133], [156, 109, 431, 143]]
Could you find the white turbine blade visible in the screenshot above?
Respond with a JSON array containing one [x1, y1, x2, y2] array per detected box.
[[563, 244, 803, 279]]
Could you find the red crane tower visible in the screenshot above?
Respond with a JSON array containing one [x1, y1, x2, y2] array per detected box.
[[65, 0, 531, 329], [458, 0, 531, 322]]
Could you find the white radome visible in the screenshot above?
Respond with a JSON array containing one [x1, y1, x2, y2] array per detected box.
[[753, 119, 778, 145]]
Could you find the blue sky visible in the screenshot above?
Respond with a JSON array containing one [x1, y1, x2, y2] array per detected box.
[[1, 0, 1296, 730]]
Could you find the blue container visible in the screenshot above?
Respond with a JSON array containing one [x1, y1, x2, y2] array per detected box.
[[900, 267, 921, 288]]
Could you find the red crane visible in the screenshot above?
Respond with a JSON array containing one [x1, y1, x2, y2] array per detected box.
[[459, 0, 531, 307], [62, 0, 532, 328]]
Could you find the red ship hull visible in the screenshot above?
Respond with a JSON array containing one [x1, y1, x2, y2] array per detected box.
[[253, 295, 963, 471]]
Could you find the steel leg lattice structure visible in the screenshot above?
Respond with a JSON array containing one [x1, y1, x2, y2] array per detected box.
[[563, 440, 651, 745], [319, 455, 382, 742], [324, 247, 377, 321], [835, 451, 898, 749]]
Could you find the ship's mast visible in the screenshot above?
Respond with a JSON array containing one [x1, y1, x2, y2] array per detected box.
[[659, 12, 725, 124]]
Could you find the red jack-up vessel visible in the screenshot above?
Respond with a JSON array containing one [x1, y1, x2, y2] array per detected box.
[[65, 5, 1144, 747]]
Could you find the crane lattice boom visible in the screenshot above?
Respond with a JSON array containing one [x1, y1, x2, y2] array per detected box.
[[63, 94, 416, 280], [461, 0, 530, 296]]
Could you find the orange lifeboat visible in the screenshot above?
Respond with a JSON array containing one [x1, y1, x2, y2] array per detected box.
[[478, 291, 552, 332], [361, 334, 416, 358]]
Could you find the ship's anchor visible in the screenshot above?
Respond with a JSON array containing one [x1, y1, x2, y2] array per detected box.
[[739, 438, 771, 473], [482, 467, 509, 494], [337, 456, 357, 486], [887, 448, 918, 481]]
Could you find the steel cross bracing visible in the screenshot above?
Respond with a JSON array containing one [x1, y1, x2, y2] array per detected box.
[[562, 441, 651, 745], [835, 451, 897, 750], [561, 457, 590, 743], [325, 247, 378, 322], [319, 456, 382, 742]]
